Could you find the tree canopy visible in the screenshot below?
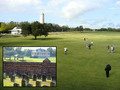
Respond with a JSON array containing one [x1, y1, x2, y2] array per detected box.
[[0, 22, 7, 32], [47, 48, 56, 57]]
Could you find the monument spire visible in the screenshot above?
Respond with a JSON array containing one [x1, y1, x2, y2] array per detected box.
[[40, 12, 44, 24]]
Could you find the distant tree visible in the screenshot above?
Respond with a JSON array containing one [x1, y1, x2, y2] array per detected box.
[[75, 27, 79, 31], [0, 22, 1, 27], [48, 23, 56, 32], [3, 47, 15, 56], [21, 22, 32, 37], [24, 49, 32, 57], [15, 47, 22, 55], [41, 23, 50, 37], [100, 28, 107, 31], [7, 21, 17, 30], [62, 25, 69, 32], [107, 27, 116, 31], [31, 21, 41, 40], [79, 26, 83, 32], [47, 48, 56, 57], [0, 22, 7, 32], [84, 28, 92, 31], [75, 26, 83, 32]]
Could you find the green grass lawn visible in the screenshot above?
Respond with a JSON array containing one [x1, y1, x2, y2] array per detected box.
[[1, 31, 120, 90], [3, 76, 52, 87], [4, 56, 56, 63]]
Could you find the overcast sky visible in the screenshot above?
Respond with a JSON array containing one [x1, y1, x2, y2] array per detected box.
[[0, 0, 120, 29]]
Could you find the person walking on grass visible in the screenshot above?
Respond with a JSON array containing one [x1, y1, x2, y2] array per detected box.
[[105, 64, 111, 78], [107, 45, 110, 53], [111, 45, 114, 53], [91, 40, 93, 46], [84, 38, 86, 41], [64, 47, 68, 55], [88, 44, 91, 50], [86, 44, 88, 49]]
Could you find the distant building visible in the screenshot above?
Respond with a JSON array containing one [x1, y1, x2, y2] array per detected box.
[[31, 48, 50, 58], [40, 12, 44, 24], [10, 27, 22, 35]]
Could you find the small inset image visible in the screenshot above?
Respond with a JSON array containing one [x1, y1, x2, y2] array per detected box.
[[3, 47, 56, 87]]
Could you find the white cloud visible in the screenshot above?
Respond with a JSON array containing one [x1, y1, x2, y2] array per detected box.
[[0, 0, 42, 12], [61, 0, 106, 20], [116, 1, 120, 5], [48, 0, 67, 7]]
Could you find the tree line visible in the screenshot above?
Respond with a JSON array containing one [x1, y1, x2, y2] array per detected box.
[[0, 21, 83, 32], [3, 47, 32, 57], [95, 28, 120, 31], [4, 47, 56, 58], [1, 21, 120, 35]]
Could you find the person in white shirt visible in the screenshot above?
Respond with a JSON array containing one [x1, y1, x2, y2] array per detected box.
[[91, 40, 93, 46], [111, 45, 114, 53]]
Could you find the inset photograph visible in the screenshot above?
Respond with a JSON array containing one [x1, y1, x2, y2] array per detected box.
[[3, 47, 56, 87]]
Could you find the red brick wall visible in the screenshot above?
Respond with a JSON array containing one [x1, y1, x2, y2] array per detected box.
[[3, 58, 56, 75]]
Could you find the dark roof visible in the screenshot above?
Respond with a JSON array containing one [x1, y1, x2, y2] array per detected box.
[[36, 48, 46, 52], [15, 27, 21, 29]]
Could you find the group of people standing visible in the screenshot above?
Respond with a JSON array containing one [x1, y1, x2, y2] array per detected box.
[[86, 40, 93, 50], [107, 45, 115, 53]]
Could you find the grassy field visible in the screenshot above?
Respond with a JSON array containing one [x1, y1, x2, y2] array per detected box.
[[4, 56, 56, 63], [3, 76, 52, 87], [1, 31, 120, 90]]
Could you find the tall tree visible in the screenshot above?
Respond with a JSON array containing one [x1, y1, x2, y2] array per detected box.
[[42, 23, 49, 37], [79, 26, 83, 32], [21, 22, 32, 37], [31, 21, 49, 40], [31, 21, 41, 40]]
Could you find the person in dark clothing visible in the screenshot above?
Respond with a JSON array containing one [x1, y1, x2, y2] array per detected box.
[[84, 38, 86, 41], [105, 64, 111, 78], [88, 44, 91, 50]]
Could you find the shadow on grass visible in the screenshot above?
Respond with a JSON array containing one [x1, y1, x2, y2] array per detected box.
[[0, 40, 32, 46], [12, 35, 21, 37], [30, 37, 63, 40], [0, 35, 21, 38]]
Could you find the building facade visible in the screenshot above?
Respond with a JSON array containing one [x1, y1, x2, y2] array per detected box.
[[3, 58, 56, 75], [10, 27, 22, 35], [31, 48, 50, 58]]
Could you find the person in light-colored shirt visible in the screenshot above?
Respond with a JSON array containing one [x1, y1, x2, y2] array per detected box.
[[91, 40, 93, 46], [64, 47, 68, 55], [111, 45, 114, 53]]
